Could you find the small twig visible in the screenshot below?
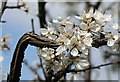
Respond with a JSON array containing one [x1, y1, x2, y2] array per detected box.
[[85, 0, 102, 12], [0, 0, 7, 20], [68, 61, 120, 73], [38, 53, 48, 81], [84, 49, 91, 82], [94, 1, 102, 10], [31, 19, 35, 34], [104, 51, 120, 58], [0, 21, 6, 23], [23, 60, 43, 81], [5, 5, 24, 9], [0, 0, 24, 21], [52, 61, 73, 82]]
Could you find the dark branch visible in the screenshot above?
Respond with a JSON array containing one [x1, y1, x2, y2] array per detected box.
[[67, 61, 120, 73], [38, 2, 47, 28], [0, 0, 7, 21], [95, 1, 102, 10], [85, 1, 102, 12], [31, 19, 35, 34], [52, 61, 73, 82], [37, 1, 48, 80], [38, 53, 48, 81], [52, 61, 120, 82], [0, 0, 24, 21], [5, 5, 24, 9], [7, 32, 59, 82]]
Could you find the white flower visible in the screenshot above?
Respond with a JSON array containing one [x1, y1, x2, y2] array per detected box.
[[86, 8, 94, 18], [0, 56, 4, 62], [71, 48, 78, 56], [38, 9, 119, 74], [89, 21, 101, 32], [56, 45, 67, 55], [70, 35, 79, 46], [75, 8, 94, 20], [40, 28, 48, 35], [112, 23, 118, 29], [80, 21, 101, 32], [106, 33, 119, 46], [80, 22, 88, 31], [93, 10, 112, 25], [81, 49, 89, 56], [103, 13, 112, 21], [76, 8, 112, 26], [111, 43, 119, 51], [83, 36, 93, 46], [75, 59, 89, 70], [40, 23, 57, 40], [41, 48, 55, 60], [56, 34, 71, 45], [53, 16, 72, 27]]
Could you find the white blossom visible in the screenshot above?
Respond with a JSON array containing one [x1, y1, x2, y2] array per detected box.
[[106, 33, 119, 46], [40, 22, 57, 40], [71, 48, 78, 56], [80, 21, 101, 32], [40, 48, 55, 60], [75, 8, 94, 20], [93, 10, 112, 25], [75, 58, 89, 70], [83, 36, 93, 47], [112, 23, 118, 29], [39, 8, 119, 74], [56, 45, 67, 55]]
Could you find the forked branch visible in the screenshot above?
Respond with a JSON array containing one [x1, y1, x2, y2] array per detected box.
[[7, 32, 59, 82]]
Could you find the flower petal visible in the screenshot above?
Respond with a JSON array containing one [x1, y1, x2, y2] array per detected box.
[[75, 16, 82, 20], [56, 45, 67, 55], [83, 37, 93, 46], [104, 14, 112, 21], [107, 39, 115, 46], [71, 48, 78, 56], [76, 63, 83, 69], [112, 23, 118, 29], [80, 22, 88, 30], [40, 28, 48, 35], [42, 52, 48, 58], [80, 60, 89, 67], [113, 35, 118, 41]]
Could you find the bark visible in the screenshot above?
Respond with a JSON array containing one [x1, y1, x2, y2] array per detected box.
[[7, 32, 59, 82], [38, 2, 47, 28]]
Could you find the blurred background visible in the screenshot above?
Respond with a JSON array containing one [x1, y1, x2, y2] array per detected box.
[[0, 0, 119, 81]]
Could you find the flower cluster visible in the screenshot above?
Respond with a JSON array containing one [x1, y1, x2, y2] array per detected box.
[[39, 8, 119, 74]]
